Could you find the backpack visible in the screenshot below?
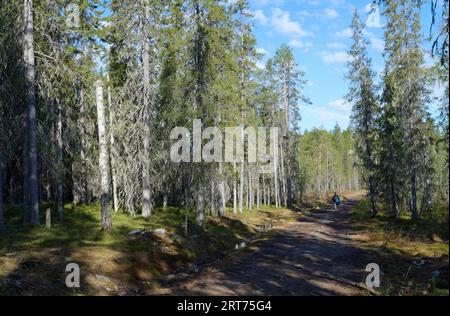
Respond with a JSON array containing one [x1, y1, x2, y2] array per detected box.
[[335, 195, 340, 205]]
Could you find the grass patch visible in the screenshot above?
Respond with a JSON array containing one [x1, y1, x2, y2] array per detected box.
[[351, 198, 449, 296], [0, 203, 299, 295]]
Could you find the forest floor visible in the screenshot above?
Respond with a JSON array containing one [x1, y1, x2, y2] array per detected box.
[[0, 193, 448, 296]]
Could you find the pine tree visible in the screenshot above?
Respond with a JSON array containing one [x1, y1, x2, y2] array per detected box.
[[273, 44, 309, 208], [23, 0, 39, 225]]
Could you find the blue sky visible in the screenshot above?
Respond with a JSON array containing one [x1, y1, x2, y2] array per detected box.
[[248, 0, 441, 132]]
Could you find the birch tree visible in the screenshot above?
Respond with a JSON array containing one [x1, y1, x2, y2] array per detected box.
[[96, 80, 112, 231]]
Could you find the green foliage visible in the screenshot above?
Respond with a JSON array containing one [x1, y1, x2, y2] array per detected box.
[[422, 203, 449, 225], [298, 126, 360, 199], [352, 198, 449, 240]]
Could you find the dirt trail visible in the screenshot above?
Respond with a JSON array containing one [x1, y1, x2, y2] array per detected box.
[[154, 199, 374, 296]]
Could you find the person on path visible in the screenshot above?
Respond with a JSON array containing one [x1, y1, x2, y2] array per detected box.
[[332, 192, 341, 210]]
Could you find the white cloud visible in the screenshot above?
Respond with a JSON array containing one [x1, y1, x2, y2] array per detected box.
[[256, 47, 268, 55], [270, 8, 313, 37], [335, 28, 352, 37], [302, 106, 350, 130], [289, 39, 313, 52], [254, 10, 268, 25], [254, 8, 313, 37], [318, 51, 351, 64], [326, 41, 346, 49], [298, 8, 339, 19], [328, 99, 352, 112], [324, 8, 339, 18]]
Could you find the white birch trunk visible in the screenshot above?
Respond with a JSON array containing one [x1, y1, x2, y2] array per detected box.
[[233, 162, 237, 214], [256, 174, 260, 209], [273, 137, 280, 208], [56, 100, 64, 221], [196, 188, 205, 226], [96, 80, 112, 231], [239, 162, 244, 214], [218, 162, 225, 217]]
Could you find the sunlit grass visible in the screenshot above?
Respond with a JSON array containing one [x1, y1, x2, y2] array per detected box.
[[0, 202, 299, 295], [351, 198, 449, 296]]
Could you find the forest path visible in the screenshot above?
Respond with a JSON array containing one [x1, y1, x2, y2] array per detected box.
[[154, 198, 374, 296]]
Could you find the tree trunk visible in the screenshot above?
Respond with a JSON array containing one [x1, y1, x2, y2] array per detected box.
[[369, 176, 377, 218], [96, 80, 112, 231], [246, 171, 250, 210], [0, 160, 4, 233], [210, 179, 215, 216], [283, 64, 293, 208], [78, 86, 88, 204], [233, 162, 237, 214], [45, 208, 51, 229], [163, 193, 168, 209], [56, 99, 64, 221], [141, 1, 152, 219], [273, 140, 279, 208], [218, 162, 225, 217], [24, 0, 39, 226], [286, 144, 292, 208], [256, 174, 260, 209], [184, 179, 190, 237], [107, 74, 119, 213], [239, 161, 244, 213], [196, 187, 205, 226], [22, 113, 31, 224], [268, 177, 272, 206], [262, 174, 266, 206], [390, 182, 399, 217], [411, 167, 419, 220], [279, 142, 287, 207]]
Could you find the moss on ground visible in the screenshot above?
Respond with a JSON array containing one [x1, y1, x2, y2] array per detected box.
[[351, 198, 449, 296], [0, 203, 300, 295]]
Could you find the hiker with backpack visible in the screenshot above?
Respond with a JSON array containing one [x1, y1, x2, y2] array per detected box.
[[332, 192, 341, 210]]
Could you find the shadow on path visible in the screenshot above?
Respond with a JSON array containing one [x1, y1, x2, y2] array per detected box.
[[155, 200, 376, 296]]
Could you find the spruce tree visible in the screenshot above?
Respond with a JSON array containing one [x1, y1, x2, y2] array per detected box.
[[380, 0, 431, 219], [346, 10, 380, 217]]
